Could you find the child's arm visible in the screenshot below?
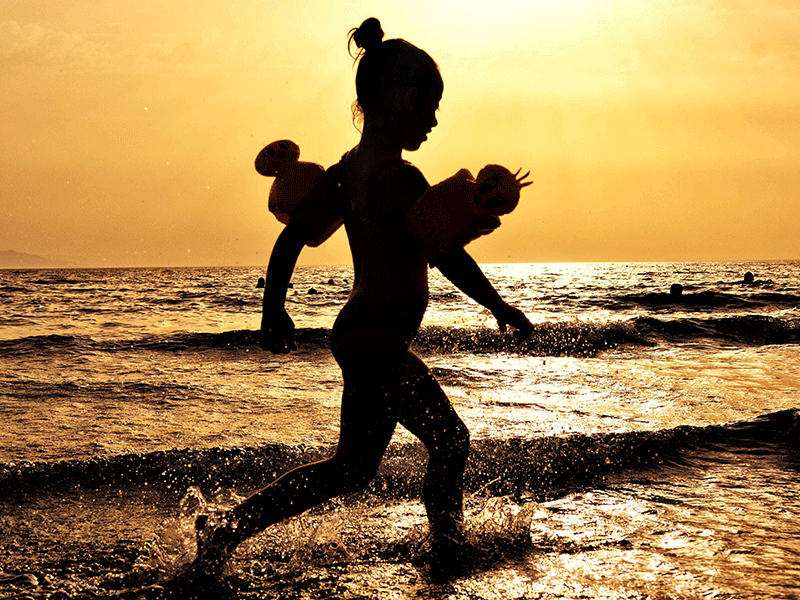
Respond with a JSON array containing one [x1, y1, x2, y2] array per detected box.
[[434, 247, 533, 338], [260, 220, 309, 353]]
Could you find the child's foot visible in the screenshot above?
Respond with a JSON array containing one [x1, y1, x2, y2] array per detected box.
[[412, 530, 468, 581], [191, 511, 233, 577]]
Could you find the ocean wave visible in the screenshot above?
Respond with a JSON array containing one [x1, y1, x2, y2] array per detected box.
[[0, 333, 101, 356], [2, 313, 798, 358], [2, 409, 795, 501], [0, 377, 206, 403], [610, 290, 800, 310], [415, 323, 644, 357], [0, 325, 630, 358], [0, 315, 35, 327], [30, 277, 84, 285], [633, 314, 800, 345], [412, 315, 798, 355], [132, 328, 329, 352], [0, 285, 30, 293]]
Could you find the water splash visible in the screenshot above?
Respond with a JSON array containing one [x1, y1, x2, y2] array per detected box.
[[468, 496, 549, 544], [131, 486, 248, 582], [132, 487, 205, 580], [285, 514, 351, 570]]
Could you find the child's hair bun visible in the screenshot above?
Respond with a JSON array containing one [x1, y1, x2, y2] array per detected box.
[[352, 18, 384, 51]]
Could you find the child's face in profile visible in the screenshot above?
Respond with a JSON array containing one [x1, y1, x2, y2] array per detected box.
[[403, 85, 442, 152]]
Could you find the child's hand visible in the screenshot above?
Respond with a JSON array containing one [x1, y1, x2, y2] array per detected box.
[[492, 302, 534, 341], [260, 306, 297, 353]]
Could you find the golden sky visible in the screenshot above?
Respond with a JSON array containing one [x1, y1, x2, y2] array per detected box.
[[2, 0, 798, 266]]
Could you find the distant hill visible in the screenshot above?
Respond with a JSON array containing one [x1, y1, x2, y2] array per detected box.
[[0, 250, 73, 269]]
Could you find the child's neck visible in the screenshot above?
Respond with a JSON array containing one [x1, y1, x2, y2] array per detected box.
[[358, 118, 404, 164]]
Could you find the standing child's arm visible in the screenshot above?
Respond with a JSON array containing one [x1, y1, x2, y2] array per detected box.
[[434, 247, 533, 338], [260, 158, 345, 354], [260, 220, 309, 353]]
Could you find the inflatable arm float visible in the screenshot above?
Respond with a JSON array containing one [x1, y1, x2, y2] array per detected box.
[[256, 139, 531, 254], [406, 165, 532, 259], [255, 140, 327, 225]]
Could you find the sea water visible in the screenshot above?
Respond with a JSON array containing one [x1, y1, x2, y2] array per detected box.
[[0, 261, 798, 599]]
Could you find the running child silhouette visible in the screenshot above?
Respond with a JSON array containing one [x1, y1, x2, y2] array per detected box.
[[193, 17, 534, 578]]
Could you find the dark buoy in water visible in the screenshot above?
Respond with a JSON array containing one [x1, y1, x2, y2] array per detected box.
[[308, 288, 319, 295], [670, 283, 683, 296], [256, 277, 265, 288], [743, 271, 754, 284]]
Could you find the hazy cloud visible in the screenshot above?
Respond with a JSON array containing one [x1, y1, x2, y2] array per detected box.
[[0, 20, 276, 74], [0, 21, 107, 66]]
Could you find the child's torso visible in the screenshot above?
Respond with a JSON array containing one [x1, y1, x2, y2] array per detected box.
[[341, 150, 429, 330]]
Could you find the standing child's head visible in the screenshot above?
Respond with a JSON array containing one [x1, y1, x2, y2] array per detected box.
[[348, 18, 443, 150]]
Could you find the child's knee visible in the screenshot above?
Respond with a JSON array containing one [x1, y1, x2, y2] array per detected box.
[[432, 421, 470, 466], [451, 422, 470, 465], [334, 457, 381, 494]]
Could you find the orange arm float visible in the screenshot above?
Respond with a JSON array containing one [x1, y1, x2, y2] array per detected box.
[[255, 140, 326, 225], [406, 165, 532, 261], [255, 140, 343, 247]]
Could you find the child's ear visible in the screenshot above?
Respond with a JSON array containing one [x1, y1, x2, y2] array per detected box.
[[404, 87, 419, 111]]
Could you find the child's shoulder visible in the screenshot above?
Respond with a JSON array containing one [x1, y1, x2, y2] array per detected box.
[[370, 159, 429, 207]]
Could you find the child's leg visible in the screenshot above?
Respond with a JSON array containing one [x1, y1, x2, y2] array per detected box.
[[201, 334, 406, 558], [399, 351, 470, 540]]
